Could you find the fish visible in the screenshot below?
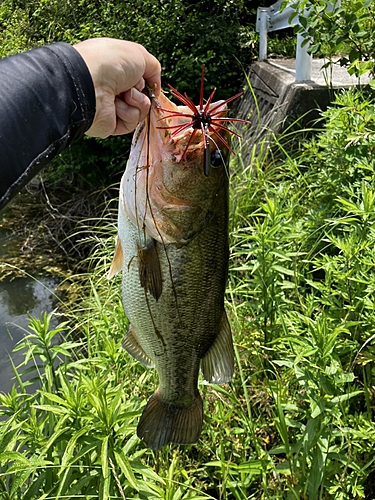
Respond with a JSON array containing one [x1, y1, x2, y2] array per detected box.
[[108, 74, 241, 450]]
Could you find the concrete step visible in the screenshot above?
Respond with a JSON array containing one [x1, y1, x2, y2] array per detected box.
[[236, 58, 370, 163]]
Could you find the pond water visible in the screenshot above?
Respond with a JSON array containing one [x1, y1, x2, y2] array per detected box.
[[0, 277, 59, 394], [0, 227, 59, 394]]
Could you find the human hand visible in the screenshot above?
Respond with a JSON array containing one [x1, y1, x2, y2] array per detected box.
[[73, 38, 161, 138]]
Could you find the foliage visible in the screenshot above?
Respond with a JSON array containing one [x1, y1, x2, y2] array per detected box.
[[0, 0, 257, 100], [1, 87, 375, 498], [0, 0, 259, 189], [0, 312, 169, 499], [228, 86, 375, 498], [287, 0, 375, 82]]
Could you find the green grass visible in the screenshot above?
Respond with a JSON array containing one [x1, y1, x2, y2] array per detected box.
[[1, 88, 375, 499]]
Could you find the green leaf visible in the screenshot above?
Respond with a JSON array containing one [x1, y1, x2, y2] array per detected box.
[[308, 446, 324, 500], [60, 427, 90, 469], [330, 390, 362, 404], [130, 460, 165, 485], [100, 435, 110, 499], [271, 264, 295, 276], [23, 472, 46, 500], [33, 404, 67, 415], [114, 450, 139, 491], [0, 451, 29, 464], [38, 391, 71, 407]]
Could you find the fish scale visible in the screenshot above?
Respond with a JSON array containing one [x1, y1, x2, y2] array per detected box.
[[108, 91, 234, 449]]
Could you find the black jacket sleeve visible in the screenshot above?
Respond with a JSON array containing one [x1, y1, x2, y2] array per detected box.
[[0, 42, 96, 211]]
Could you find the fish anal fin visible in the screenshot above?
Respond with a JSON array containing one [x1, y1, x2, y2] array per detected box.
[[107, 236, 124, 279], [138, 239, 163, 301], [122, 325, 154, 369], [137, 389, 203, 450], [201, 310, 234, 384]]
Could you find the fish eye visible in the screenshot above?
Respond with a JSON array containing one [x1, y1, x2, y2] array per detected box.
[[210, 149, 223, 167]]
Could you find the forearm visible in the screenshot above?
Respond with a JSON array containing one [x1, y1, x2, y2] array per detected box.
[[0, 42, 95, 210]]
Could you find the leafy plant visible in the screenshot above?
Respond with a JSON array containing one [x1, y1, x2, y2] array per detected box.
[[287, 0, 375, 82], [228, 87, 375, 498], [2, 87, 375, 498], [0, 0, 259, 190]]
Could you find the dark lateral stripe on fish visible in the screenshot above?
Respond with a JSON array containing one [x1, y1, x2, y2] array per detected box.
[[113, 91, 233, 450], [137, 389, 203, 450]]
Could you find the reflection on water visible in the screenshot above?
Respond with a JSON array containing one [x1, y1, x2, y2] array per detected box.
[[0, 276, 58, 394]]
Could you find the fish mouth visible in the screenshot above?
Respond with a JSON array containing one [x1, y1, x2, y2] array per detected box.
[[121, 91, 228, 245], [153, 93, 227, 163]]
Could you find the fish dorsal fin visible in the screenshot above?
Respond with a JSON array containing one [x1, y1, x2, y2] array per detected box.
[[122, 325, 154, 369], [107, 236, 124, 279], [138, 239, 163, 301], [201, 310, 234, 384]]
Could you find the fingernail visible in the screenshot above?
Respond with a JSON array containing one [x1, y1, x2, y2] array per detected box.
[[135, 78, 145, 92], [131, 88, 144, 103]]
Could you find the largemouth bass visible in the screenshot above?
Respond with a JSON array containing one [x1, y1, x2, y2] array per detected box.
[[108, 84, 236, 450]]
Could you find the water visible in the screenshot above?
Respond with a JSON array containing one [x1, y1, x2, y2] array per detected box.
[[0, 276, 58, 394], [0, 224, 59, 394]]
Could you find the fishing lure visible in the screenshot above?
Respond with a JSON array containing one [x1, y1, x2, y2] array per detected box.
[[157, 66, 250, 176]]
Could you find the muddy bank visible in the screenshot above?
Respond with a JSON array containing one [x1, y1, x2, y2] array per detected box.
[[0, 183, 115, 393], [0, 181, 116, 280]]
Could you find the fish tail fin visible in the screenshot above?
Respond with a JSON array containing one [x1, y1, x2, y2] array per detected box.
[[137, 389, 203, 450]]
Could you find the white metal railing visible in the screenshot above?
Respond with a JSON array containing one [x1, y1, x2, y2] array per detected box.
[[256, 0, 340, 82]]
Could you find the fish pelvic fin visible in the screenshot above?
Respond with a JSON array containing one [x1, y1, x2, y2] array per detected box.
[[138, 239, 163, 301], [201, 310, 234, 384], [137, 389, 203, 450], [122, 325, 154, 369], [107, 236, 124, 279]]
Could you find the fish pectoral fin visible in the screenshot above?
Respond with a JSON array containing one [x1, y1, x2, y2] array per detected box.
[[107, 236, 124, 279], [138, 239, 163, 301], [137, 389, 203, 450], [122, 325, 154, 369], [201, 310, 234, 384]]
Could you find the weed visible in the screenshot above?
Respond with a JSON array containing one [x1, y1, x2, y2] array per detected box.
[[1, 88, 375, 498]]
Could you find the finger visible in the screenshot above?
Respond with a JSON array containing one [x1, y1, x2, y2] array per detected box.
[[134, 78, 145, 92], [113, 96, 148, 135], [124, 88, 151, 122], [113, 116, 133, 136], [114, 98, 140, 134], [143, 52, 162, 97]]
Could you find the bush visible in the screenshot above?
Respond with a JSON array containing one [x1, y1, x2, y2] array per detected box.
[[0, 0, 257, 99], [229, 86, 375, 498], [1, 88, 375, 499], [0, 0, 259, 188], [288, 0, 375, 81]]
